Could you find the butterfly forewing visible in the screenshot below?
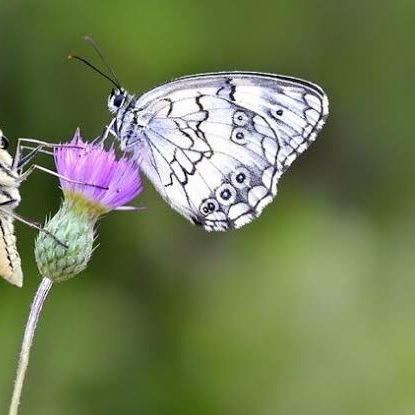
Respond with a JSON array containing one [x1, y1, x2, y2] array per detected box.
[[115, 72, 329, 231]]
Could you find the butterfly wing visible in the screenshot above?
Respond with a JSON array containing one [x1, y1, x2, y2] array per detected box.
[[0, 215, 22, 286], [125, 72, 329, 231]]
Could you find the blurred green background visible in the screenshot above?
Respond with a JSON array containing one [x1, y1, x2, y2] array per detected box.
[[1, 1, 415, 414]]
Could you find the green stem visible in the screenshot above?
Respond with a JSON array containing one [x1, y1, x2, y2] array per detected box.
[[8, 277, 53, 415]]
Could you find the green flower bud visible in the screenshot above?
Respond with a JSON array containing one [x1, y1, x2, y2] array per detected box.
[[34, 195, 98, 283]]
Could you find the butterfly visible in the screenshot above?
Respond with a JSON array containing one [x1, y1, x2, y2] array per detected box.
[[71, 44, 329, 231], [102, 72, 329, 231], [0, 130, 25, 286]]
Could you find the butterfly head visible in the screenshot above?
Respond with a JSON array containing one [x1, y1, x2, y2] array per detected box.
[[0, 129, 14, 170], [108, 88, 128, 113], [0, 130, 9, 150]]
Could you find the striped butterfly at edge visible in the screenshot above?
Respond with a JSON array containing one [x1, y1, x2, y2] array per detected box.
[[0, 130, 83, 287], [106, 72, 329, 231]]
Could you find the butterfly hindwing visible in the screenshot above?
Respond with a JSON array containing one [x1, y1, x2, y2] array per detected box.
[[0, 215, 22, 287], [116, 72, 329, 231]]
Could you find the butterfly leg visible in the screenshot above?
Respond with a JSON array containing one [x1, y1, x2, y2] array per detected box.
[[98, 118, 116, 144], [13, 138, 59, 170], [18, 145, 54, 156], [0, 205, 68, 248], [17, 164, 108, 190], [14, 140, 106, 189], [14, 144, 43, 171], [17, 138, 85, 151], [13, 138, 85, 170]]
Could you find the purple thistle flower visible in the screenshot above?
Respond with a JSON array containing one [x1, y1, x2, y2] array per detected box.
[[55, 128, 142, 211], [35, 129, 142, 283]]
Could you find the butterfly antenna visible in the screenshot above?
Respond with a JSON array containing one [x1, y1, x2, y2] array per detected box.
[[67, 54, 121, 89], [83, 36, 122, 88]]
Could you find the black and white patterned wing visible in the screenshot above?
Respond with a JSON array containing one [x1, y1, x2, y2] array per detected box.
[[0, 215, 22, 286], [131, 72, 329, 231]]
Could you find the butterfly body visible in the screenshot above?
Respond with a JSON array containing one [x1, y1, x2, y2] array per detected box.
[[108, 72, 329, 231], [0, 131, 23, 286]]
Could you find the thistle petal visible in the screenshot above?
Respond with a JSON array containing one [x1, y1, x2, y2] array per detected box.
[[54, 129, 142, 211]]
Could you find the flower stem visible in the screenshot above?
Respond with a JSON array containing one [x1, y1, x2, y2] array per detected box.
[[8, 277, 53, 415]]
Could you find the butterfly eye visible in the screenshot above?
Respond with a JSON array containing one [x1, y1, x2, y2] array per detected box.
[[108, 88, 127, 113], [113, 94, 125, 108], [0, 134, 9, 150], [200, 198, 219, 215]]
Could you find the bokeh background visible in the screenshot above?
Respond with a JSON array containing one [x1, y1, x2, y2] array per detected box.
[[1, 1, 415, 414]]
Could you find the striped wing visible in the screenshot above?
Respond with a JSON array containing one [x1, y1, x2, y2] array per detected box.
[[121, 72, 329, 230], [0, 215, 22, 287]]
